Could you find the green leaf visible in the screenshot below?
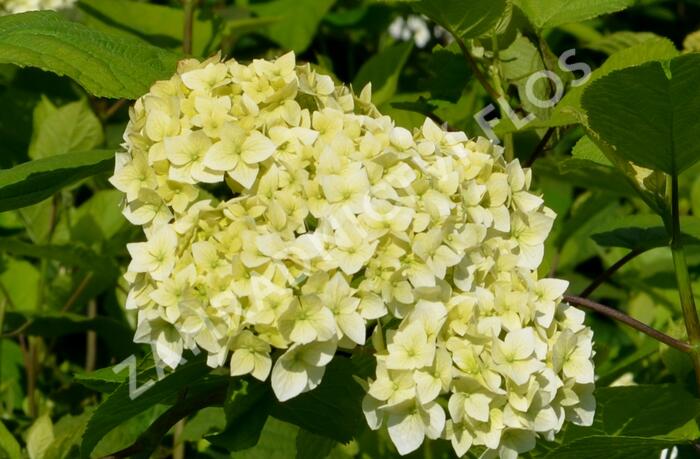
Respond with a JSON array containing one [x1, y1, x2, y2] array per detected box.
[[18, 199, 55, 244], [545, 436, 687, 459], [44, 411, 92, 459], [75, 366, 128, 393], [271, 357, 365, 443], [0, 339, 24, 411], [586, 31, 662, 55], [533, 157, 636, 196], [571, 136, 611, 166], [0, 150, 114, 212], [0, 11, 178, 99], [296, 429, 337, 459], [52, 190, 128, 246], [0, 258, 40, 312], [353, 42, 413, 106], [249, 0, 335, 53], [546, 37, 679, 128], [29, 97, 103, 160], [26, 415, 54, 459], [590, 215, 700, 250], [0, 238, 119, 274], [545, 385, 700, 457], [582, 53, 700, 176], [514, 0, 634, 30], [181, 407, 226, 442], [500, 35, 550, 119], [410, 0, 507, 40], [691, 175, 700, 218], [0, 420, 21, 459], [3, 311, 137, 357], [78, 0, 216, 56], [207, 379, 271, 451], [91, 405, 167, 459], [233, 417, 299, 459], [80, 357, 212, 458], [564, 384, 700, 439], [425, 43, 470, 102]]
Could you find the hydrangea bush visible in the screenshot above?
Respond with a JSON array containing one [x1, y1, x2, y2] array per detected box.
[[110, 52, 595, 457]]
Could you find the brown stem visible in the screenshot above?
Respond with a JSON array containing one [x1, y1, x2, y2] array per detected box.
[[564, 295, 692, 353], [524, 127, 554, 167], [579, 248, 645, 298], [101, 99, 128, 121], [61, 272, 94, 313], [182, 0, 198, 56], [19, 335, 37, 417], [454, 36, 500, 101], [172, 419, 185, 459], [85, 299, 97, 372]]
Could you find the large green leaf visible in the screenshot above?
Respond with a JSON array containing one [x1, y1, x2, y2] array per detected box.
[[353, 42, 413, 106], [75, 366, 129, 394], [207, 379, 271, 451], [0, 420, 21, 459], [233, 418, 299, 459], [91, 405, 168, 459], [249, 0, 335, 53], [410, 0, 507, 40], [270, 357, 365, 443], [546, 385, 700, 458], [44, 411, 92, 459], [514, 0, 634, 30], [0, 238, 118, 273], [0, 340, 25, 411], [591, 215, 700, 250], [586, 31, 662, 55], [0, 258, 40, 311], [545, 436, 688, 459], [3, 311, 137, 357], [0, 11, 178, 99], [26, 415, 54, 459], [533, 157, 636, 196], [545, 37, 679, 128], [295, 430, 337, 459], [0, 150, 114, 211], [571, 136, 611, 166], [79, 0, 215, 56], [582, 53, 700, 176], [80, 357, 214, 458], [499, 35, 550, 119], [425, 43, 470, 102], [28, 97, 104, 160]]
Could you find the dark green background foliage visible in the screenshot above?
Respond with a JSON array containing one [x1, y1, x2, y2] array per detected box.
[[2, 0, 700, 458]]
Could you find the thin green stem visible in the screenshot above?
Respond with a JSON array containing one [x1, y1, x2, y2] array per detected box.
[[182, 0, 198, 56], [0, 297, 6, 339], [670, 174, 700, 391]]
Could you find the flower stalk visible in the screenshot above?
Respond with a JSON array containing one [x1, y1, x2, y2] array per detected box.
[[670, 175, 700, 391], [564, 295, 692, 354], [182, 0, 197, 56]]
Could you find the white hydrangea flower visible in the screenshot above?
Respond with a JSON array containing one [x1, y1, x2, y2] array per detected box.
[[112, 51, 596, 458], [388, 15, 432, 48], [0, 0, 75, 14]]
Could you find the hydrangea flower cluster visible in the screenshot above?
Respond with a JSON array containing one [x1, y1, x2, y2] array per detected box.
[[111, 52, 595, 458], [0, 0, 75, 14]]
